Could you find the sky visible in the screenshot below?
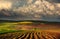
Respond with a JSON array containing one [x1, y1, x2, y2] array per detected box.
[[0, 0, 60, 22]]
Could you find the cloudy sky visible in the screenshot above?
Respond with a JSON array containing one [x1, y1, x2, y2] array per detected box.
[[0, 0, 60, 22]]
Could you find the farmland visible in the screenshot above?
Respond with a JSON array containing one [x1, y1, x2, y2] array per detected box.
[[0, 30, 60, 39], [0, 21, 60, 39]]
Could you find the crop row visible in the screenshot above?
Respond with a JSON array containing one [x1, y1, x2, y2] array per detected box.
[[0, 31, 60, 39]]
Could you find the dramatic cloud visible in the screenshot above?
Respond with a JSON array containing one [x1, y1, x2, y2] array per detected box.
[[0, 0, 60, 22]]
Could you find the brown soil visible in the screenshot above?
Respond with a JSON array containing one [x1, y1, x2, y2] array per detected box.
[[0, 31, 60, 39]]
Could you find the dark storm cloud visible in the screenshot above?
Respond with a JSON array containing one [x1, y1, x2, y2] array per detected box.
[[46, 0, 60, 3], [0, 0, 60, 22]]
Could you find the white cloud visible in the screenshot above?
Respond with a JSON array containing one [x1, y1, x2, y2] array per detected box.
[[27, 0, 33, 4], [0, 1, 12, 10], [56, 3, 60, 8], [13, 0, 60, 16]]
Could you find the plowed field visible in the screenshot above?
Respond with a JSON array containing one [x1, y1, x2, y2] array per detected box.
[[0, 31, 60, 39]]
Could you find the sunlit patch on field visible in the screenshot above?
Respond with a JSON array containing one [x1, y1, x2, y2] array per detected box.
[[18, 21, 33, 24]]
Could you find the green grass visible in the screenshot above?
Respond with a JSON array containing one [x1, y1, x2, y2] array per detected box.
[[0, 30, 27, 34], [0, 22, 34, 34], [0, 22, 19, 34]]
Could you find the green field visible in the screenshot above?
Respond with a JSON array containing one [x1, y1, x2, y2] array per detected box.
[[0, 22, 39, 34], [0, 21, 60, 33], [0, 21, 60, 34], [0, 22, 19, 34]]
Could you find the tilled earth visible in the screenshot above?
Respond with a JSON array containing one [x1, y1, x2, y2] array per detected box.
[[0, 31, 60, 39]]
